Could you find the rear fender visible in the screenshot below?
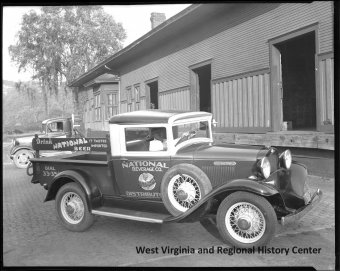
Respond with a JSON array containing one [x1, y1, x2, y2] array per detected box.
[[45, 170, 101, 210], [165, 178, 283, 223]]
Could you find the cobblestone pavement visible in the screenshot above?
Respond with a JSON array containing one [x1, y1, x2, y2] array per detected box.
[[3, 159, 335, 269]]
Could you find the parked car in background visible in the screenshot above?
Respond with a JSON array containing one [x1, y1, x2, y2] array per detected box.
[[9, 115, 83, 169], [29, 110, 322, 248]]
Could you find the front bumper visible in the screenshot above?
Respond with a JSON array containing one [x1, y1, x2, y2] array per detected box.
[[280, 189, 322, 226]]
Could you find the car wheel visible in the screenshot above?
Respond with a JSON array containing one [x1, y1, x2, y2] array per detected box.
[[216, 191, 277, 248], [55, 183, 94, 232], [13, 149, 34, 169], [161, 163, 212, 216]]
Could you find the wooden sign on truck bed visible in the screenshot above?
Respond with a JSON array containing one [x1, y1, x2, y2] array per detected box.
[[32, 135, 109, 152]]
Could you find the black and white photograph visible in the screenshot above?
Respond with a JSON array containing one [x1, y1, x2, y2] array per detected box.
[[2, 2, 336, 269]]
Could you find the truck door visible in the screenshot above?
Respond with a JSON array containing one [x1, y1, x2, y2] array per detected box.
[[112, 126, 171, 201]]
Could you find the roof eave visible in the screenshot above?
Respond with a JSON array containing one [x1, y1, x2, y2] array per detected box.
[[68, 4, 201, 88]]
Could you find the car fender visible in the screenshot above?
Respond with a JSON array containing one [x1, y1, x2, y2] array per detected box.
[[165, 178, 282, 223], [10, 146, 35, 157], [44, 170, 101, 210]]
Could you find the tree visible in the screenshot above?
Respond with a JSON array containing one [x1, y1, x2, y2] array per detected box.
[[9, 6, 126, 114]]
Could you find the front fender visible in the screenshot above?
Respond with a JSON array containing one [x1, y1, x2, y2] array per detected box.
[[10, 146, 35, 157], [165, 178, 281, 223], [44, 170, 101, 210]]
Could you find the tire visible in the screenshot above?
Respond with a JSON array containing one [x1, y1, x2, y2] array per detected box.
[[55, 182, 94, 232], [161, 163, 212, 216], [216, 191, 277, 248], [13, 149, 34, 169]]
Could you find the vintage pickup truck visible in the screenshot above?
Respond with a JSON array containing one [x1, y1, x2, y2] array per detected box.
[[10, 115, 83, 168], [30, 110, 322, 248]]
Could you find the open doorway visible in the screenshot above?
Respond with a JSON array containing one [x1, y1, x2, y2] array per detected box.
[[272, 31, 316, 131], [191, 64, 211, 112], [147, 80, 158, 109]]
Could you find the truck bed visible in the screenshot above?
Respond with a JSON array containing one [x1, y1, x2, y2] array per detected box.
[[31, 151, 108, 165]]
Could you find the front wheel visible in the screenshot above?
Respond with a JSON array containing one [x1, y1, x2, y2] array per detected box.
[[55, 183, 94, 231], [216, 192, 277, 248], [13, 149, 34, 169]]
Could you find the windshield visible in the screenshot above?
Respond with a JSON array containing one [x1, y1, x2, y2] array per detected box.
[[172, 121, 210, 146]]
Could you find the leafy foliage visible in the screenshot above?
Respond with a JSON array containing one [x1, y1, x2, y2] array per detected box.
[[3, 80, 74, 133], [9, 6, 126, 113]]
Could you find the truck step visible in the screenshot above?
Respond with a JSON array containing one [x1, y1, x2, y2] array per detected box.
[[91, 206, 171, 224]]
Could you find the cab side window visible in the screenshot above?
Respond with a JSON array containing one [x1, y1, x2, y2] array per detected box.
[[47, 122, 63, 132], [125, 127, 167, 152]]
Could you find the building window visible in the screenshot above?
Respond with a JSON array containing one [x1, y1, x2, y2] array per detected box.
[[94, 93, 101, 121], [126, 87, 133, 112], [135, 85, 140, 110], [90, 98, 94, 122], [107, 92, 118, 118], [84, 100, 89, 122]]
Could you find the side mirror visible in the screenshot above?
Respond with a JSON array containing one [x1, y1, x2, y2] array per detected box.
[[149, 140, 164, 151]]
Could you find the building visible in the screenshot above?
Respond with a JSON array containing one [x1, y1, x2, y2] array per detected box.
[[70, 2, 334, 150], [76, 73, 119, 134]]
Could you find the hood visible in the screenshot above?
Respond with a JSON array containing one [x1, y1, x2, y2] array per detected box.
[[193, 143, 267, 162], [14, 133, 44, 145]]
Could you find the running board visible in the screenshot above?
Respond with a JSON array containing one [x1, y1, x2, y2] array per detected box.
[[91, 206, 171, 224]]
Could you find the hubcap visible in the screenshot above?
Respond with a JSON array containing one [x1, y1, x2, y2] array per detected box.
[[16, 152, 32, 166], [60, 192, 84, 224], [225, 202, 265, 243], [176, 189, 188, 201], [168, 174, 201, 212], [237, 217, 251, 230]]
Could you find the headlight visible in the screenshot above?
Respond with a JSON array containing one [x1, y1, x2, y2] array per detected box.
[[11, 139, 18, 146], [260, 157, 271, 179], [280, 150, 292, 169]]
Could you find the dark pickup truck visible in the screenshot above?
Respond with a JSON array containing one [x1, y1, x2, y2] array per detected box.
[[29, 110, 322, 248], [10, 115, 83, 168]]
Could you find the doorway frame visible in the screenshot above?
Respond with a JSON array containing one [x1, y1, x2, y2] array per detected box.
[[189, 59, 213, 111], [145, 77, 159, 109], [268, 23, 319, 132]]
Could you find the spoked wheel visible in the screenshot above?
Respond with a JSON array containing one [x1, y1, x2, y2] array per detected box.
[[161, 163, 212, 216], [56, 183, 94, 231], [225, 202, 266, 243], [217, 191, 277, 248], [13, 149, 34, 169], [60, 192, 85, 224], [168, 174, 202, 212]]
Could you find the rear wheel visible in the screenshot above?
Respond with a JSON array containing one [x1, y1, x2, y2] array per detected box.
[[55, 183, 94, 231], [13, 149, 34, 169], [216, 191, 277, 248]]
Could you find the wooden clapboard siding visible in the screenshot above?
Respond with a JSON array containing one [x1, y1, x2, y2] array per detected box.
[[159, 87, 191, 110], [140, 98, 146, 110], [318, 52, 334, 132], [119, 2, 332, 97], [212, 69, 270, 132]]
